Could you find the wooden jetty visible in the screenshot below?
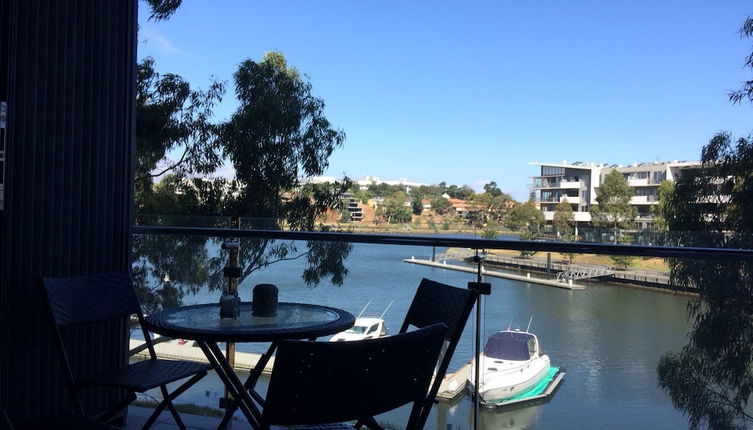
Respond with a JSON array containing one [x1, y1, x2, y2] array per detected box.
[[403, 258, 586, 290]]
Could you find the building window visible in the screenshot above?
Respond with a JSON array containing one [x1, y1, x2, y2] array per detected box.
[[652, 171, 665, 184], [541, 166, 565, 176]]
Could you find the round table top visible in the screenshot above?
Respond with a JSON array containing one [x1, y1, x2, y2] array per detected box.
[[144, 302, 355, 343]]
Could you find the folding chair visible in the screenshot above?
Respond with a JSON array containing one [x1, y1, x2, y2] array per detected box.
[[260, 323, 448, 430], [399, 278, 478, 428], [41, 271, 211, 430]]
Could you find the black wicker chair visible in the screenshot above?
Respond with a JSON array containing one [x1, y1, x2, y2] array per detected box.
[[260, 323, 448, 430], [398, 278, 478, 428], [41, 271, 211, 430]]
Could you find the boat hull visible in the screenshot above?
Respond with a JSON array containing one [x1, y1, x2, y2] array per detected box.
[[468, 354, 551, 401]]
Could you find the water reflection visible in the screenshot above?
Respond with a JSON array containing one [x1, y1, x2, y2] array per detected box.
[[476, 406, 541, 430]]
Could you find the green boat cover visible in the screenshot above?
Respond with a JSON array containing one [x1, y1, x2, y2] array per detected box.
[[490, 366, 561, 405]]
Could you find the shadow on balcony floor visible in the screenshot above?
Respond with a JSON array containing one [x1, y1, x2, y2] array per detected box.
[[125, 406, 246, 430]]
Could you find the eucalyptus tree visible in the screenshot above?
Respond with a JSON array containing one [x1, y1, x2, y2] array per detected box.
[[210, 51, 351, 291], [135, 57, 225, 212], [133, 57, 224, 310], [134, 52, 351, 309], [657, 15, 753, 430], [143, 0, 183, 20], [657, 134, 753, 430]]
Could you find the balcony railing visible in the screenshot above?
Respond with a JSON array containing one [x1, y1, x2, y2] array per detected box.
[[131, 222, 753, 430]]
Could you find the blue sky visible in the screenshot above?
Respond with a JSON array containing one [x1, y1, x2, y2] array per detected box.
[[138, 1, 752, 200]]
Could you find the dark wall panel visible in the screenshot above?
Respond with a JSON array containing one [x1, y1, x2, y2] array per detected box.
[[0, 0, 136, 421]]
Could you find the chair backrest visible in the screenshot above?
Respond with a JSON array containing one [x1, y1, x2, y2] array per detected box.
[[42, 271, 142, 326], [400, 278, 476, 339], [399, 278, 478, 428], [41, 271, 145, 416], [262, 323, 448, 430]]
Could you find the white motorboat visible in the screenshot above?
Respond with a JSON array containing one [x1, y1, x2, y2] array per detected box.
[[467, 328, 551, 402], [329, 301, 391, 342], [329, 317, 388, 341]]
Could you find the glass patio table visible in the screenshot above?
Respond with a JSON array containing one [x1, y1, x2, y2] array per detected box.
[[144, 302, 355, 429]]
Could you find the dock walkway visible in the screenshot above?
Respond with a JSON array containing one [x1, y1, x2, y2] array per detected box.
[[403, 258, 586, 290], [432, 248, 677, 290]]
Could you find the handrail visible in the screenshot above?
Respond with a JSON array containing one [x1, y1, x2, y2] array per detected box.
[[132, 225, 753, 261]]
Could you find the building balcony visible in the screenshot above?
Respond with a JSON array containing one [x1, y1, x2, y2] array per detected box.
[[531, 179, 561, 189], [542, 210, 591, 222], [559, 195, 579, 203], [627, 178, 649, 186]]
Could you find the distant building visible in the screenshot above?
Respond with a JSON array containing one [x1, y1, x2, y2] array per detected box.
[[355, 176, 425, 192], [530, 160, 699, 231], [299, 175, 426, 193], [448, 198, 469, 218], [341, 193, 364, 222]]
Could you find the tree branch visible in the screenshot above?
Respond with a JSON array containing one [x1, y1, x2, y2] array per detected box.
[[149, 146, 190, 178]]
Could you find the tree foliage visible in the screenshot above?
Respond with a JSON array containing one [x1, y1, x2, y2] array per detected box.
[[590, 170, 637, 241], [518, 229, 539, 258], [378, 191, 412, 223], [143, 0, 183, 21], [483, 181, 503, 197], [553, 200, 575, 235], [657, 16, 753, 429], [657, 134, 753, 430], [135, 57, 225, 211], [469, 184, 514, 227], [480, 220, 500, 239], [729, 16, 753, 105], [411, 196, 424, 215], [438, 182, 475, 200], [432, 197, 452, 215], [650, 180, 675, 231], [221, 52, 345, 220], [505, 202, 543, 232]]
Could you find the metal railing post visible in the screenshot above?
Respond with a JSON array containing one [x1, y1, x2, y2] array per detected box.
[[468, 251, 491, 430], [220, 241, 241, 417]]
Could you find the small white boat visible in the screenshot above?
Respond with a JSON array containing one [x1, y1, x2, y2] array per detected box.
[[330, 301, 391, 342], [468, 327, 551, 402]]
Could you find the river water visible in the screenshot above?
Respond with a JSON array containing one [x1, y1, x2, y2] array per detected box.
[[143, 237, 693, 430]]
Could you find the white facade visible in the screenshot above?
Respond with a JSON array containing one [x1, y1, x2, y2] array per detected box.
[[530, 160, 699, 230], [355, 176, 425, 191]]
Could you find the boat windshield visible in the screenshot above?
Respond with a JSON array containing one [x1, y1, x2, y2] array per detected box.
[[345, 325, 368, 334], [484, 332, 536, 361]]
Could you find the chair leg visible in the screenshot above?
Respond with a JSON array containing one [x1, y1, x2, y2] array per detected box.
[[162, 384, 188, 430], [140, 371, 207, 430], [218, 342, 277, 430]]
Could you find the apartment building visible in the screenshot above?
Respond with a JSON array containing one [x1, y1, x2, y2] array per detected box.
[[530, 160, 698, 231]]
